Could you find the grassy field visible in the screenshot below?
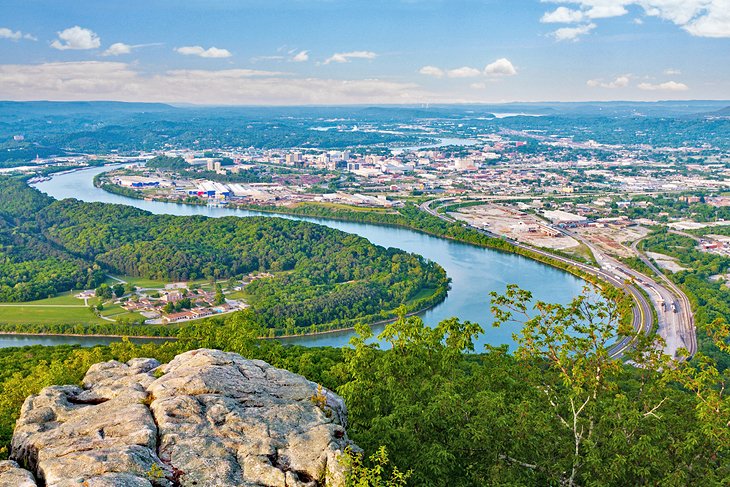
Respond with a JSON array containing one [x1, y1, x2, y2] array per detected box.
[[98, 303, 146, 321], [0, 304, 106, 325], [225, 290, 246, 300], [404, 287, 438, 306], [98, 303, 125, 317], [14, 291, 99, 306], [0, 279, 236, 326], [0, 291, 104, 325], [562, 243, 598, 266]]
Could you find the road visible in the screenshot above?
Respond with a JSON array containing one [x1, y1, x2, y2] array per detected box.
[[420, 198, 695, 359], [559, 228, 696, 358], [630, 238, 697, 357]]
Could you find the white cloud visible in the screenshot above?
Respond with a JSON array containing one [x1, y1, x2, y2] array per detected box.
[[484, 58, 517, 77], [447, 66, 482, 78], [541, 1, 730, 38], [51, 26, 100, 50], [419, 58, 516, 80], [586, 75, 630, 88], [0, 27, 36, 41], [663, 68, 681, 75], [102, 42, 163, 57], [291, 50, 309, 62], [419, 65, 445, 78], [324, 51, 377, 64], [175, 45, 232, 58], [585, 4, 628, 19], [541, 7, 585, 23], [551, 22, 597, 41], [470, 82, 487, 89], [637, 80, 689, 91], [0, 61, 437, 105], [102, 42, 132, 56], [682, 0, 730, 37], [541, 3, 626, 23]]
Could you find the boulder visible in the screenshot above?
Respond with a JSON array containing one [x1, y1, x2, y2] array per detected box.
[[11, 349, 356, 487], [0, 460, 36, 486]]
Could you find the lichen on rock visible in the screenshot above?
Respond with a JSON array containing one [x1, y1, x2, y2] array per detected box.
[[9, 349, 356, 487]]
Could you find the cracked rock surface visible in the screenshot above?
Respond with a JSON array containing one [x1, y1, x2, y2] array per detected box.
[[9, 349, 355, 487], [0, 460, 36, 486]]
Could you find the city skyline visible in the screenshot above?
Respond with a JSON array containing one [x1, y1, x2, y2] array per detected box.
[[1, 0, 728, 105]]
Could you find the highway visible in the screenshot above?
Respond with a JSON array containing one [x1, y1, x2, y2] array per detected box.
[[420, 198, 696, 359], [560, 228, 696, 359], [630, 238, 697, 357]]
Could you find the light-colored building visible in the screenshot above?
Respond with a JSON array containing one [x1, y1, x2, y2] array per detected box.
[[543, 210, 588, 225], [285, 152, 303, 165]]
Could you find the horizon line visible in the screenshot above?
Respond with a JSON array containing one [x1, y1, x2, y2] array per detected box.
[[2, 99, 729, 108]]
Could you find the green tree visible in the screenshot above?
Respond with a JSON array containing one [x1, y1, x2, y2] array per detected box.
[[214, 283, 225, 306], [343, 446, 411, 487], [490, 284, 684, 486], [112, 283, 125, 298], [95, 284, 112, 300]]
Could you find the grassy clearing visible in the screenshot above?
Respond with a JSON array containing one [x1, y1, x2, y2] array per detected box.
[[225, 290, 246, 300], [405, 287, 438, 306], [0, 291, 106, 325], [0, 305, 105, 325], [22, 291, 97, 306], [98, 303, 126, 318], [561, 243, 597, 265]]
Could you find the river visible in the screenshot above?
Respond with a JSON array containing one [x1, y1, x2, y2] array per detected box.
[[14, 166, 585, 351]]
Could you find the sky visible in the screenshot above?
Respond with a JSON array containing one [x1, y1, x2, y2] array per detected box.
[[0, 0, 728, 105]]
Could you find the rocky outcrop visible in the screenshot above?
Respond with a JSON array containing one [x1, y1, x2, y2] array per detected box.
[[0, 460, 36, 486], [9, 349, 356, 487]]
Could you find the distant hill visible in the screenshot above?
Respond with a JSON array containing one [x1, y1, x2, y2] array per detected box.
[[707, 106, 730, 117], [0, 101, 176, 118], [2, 99, 729, 119]]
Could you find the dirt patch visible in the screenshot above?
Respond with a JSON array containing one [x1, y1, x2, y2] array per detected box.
[[646, 251, 688, 273], [574, 224, 650, 259], [449, 203, 579, 250]]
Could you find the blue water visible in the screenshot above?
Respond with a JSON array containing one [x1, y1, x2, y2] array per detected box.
[[22, 166, 585, 351]]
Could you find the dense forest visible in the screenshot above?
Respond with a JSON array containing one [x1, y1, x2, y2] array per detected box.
[[247, 201, 608, 284], [0, 178, 448, 332], [0, 180, 105, 301], [0, 286, 727, 485]]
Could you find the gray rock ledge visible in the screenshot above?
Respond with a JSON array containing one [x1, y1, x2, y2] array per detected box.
[[8, 349, 356, 487]]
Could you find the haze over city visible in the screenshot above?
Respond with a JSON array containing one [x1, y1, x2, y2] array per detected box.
[[1, 0, 729, 104]]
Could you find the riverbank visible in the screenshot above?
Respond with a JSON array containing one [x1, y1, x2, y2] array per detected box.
[[92, 173, 601, 285], [0, 287, 446, 345], [33, 166, 589, 351], [91, 178, 630, 323], [237, 202, 611, 289], [266, 295, 445, 340], [0, 281, 448, 343]]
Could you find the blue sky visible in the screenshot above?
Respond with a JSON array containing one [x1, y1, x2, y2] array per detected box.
[[0, 0, 728, 104]]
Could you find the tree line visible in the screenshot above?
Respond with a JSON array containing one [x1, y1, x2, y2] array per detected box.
[[0, 178, 448, 333], [0, 285, 727, 485]]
